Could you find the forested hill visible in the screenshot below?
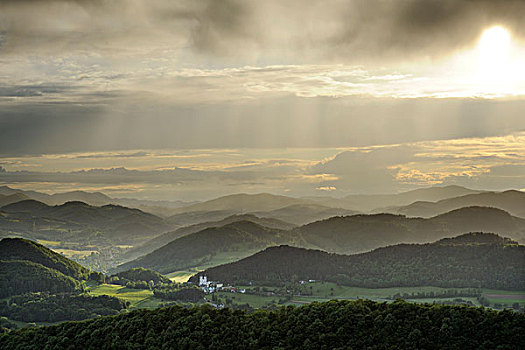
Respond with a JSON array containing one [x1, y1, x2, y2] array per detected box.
[[297, 206, 525, 254], [119, 206, 525, 275], [110, 267, 171, 285], [391, 190, 525, 218], [0, 260, 81, 298], [116, 220, 304, 274], [120, 214, 296, 262], [1, 300, 523, 349], [0, 200, 172, 245], [1, 200, 168, 229], [193, 233, 525, 290], [0, 238, 89, 279]]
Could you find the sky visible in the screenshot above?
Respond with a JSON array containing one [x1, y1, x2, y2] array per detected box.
[[1, 0, 524, 201]]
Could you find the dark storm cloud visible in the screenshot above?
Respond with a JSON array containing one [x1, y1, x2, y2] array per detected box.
[[0, 0, 250, 57], [2, 0, 525, 61], [320, 0, 525, 61]]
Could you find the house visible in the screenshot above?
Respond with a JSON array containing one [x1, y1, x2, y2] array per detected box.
[[199, 275, 208, 287]]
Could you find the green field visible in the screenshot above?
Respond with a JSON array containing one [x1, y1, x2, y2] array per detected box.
[[86, 282, 525, 311], [87, 284, 164, 309], [212, 283, 525, 309], [482, 289, 525, 307], [167, 269, 199, 283]]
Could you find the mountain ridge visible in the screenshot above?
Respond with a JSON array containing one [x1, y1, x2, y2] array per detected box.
[[193, 232, 524, 290], [120, 206, 525, 275]]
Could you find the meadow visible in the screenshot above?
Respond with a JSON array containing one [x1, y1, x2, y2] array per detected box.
[[87, 284, 164, 309]]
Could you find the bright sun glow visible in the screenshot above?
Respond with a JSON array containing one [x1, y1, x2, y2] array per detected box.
[[475, 26, 514, 93], [478, 26, 511, 66]]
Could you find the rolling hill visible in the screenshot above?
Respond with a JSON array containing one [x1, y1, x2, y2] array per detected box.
[[0, 260, 82, 298], [307, 185, 485, 212], [297, 206, 525, 254], [388, 190, 525, 218], [0, 185, 195, 217], [0, 200, 173, 245], [169, 193, 311, 216], [0, 193, 30, 207], [116, 221, 305, 274], [194, 232, 525, 290], [0, 186, 112, 206], [254, 204, 358, 225], [0, 237, 90, 279], [121, 206, 525, 274], [0, 238, 92, 297], [120, 214, 296, 263]]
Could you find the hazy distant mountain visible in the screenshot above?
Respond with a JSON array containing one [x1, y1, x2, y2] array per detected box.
[[171, 193, 311, 215], [50, 191, 113, 206], [255, 204, 358, 225], [116, 221, 304, 274], [167, 194, 357, 227], [194, 233, 524, 290], [0, 186, 112, 206], [167, 210, 240, 227], [298, 206, 525, 254], [307, 185, 486, 212], [0, 186, 46, 199], [112, 197, 198, 217], [121, 206, 525, 274], [0, 200, 173, 245], [0, 186, 195, 217], [120, 214, 296, 263], [0, 193, 29, 207], [389, 190, 525, 218]]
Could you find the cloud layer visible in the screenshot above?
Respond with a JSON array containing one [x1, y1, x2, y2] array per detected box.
[[1, 133, 523, 200], [2, 0, 525, 62], [1, 1, 524, 199]]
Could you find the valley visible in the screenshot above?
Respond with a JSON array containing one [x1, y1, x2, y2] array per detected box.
[[0, 185, 524, 348]]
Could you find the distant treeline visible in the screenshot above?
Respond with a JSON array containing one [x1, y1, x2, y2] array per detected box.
[[1, 300, 523, 349], [390, 288, 482, 300]]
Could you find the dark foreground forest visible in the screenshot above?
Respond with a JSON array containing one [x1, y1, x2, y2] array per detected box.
[[1, 300, 523, 350]]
